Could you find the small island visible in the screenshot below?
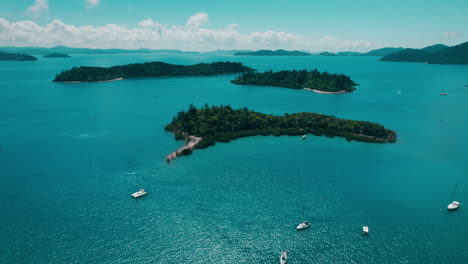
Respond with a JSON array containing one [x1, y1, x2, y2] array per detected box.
[[231, 69, 358, 93], [54, 61, 254, 82], [318, 52, 337, 56], [0, 51, 37, 61], [165, 105, 397, 160], [43, 53, 71, 58], [234, 49, 311, 56]]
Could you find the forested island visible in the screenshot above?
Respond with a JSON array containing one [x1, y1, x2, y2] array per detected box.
[[165, 105, 397, 160], [0, 51, 37, 61], [54, 61, 254, 82], [231, 69, 358, 93], [234, 49, 311, 56], [43, 53, 70, 58], [380, 41, 468, 64]]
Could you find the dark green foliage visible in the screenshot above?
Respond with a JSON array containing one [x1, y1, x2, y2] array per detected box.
[[54, 61, 254, 82], [380, 41, 468, 65], [180, 148, 193, 155], [234, 49, 311, 56], [165, 105, 397, 155], [231, 69, 358, 92], [0, 51, 37, 61], [43, 53, 71, 58]]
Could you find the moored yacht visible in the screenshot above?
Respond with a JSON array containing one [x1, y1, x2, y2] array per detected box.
[[131, 189, 147, 198], [280, 250, 288, 264], [302, 135, 307, 140], [296, 221, 310, 231], [363, 226, 369, 235], [447, 201, 460, 211], [440, 92, 448, 95]]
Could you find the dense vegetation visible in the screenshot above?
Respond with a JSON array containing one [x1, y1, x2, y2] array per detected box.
[[0, 51, 37, 61], [165, 105, 397, 156], [380, 41, 468, 64], [54, 61, 254, 82], [43, 53, 70, 58], [234, 49, 311, 56], [231, 69, 358, 92]]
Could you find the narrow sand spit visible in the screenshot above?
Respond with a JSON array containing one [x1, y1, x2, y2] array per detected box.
[[303, 87, 349, 94], [166, 135, 202, 162], [59, 77, 124, 83]]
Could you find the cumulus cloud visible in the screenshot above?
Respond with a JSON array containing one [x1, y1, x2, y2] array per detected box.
[[86, 0, 100, 8], [26, 0, 48, 18], [0, 13, 379, 52]]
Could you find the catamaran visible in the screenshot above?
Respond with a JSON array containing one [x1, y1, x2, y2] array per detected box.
[[363, 226, 369, 235], [280, 250, 288, 264], [131, 189, 147, 198]]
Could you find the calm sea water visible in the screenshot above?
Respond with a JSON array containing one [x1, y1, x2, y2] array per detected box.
[[0, 53, 467, 264]]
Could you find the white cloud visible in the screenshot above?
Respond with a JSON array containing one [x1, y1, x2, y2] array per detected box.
[[26, 0, 48, 19], [0, 13, 379, 52], [86, 0, 100, 8]]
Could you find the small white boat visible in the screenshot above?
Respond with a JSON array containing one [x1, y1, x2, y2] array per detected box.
[[131, 189, 147, 198], [447, 201, 460, 210], [363, 226, 369, 235], [440, 92, 448, 95], [280, 250, 288, 264], [302, 135, 307, 140], [296, 221, 310, 231]]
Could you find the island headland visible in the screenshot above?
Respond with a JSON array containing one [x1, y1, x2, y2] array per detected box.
[[0, 51, 37, 61], [53, 61, 254, 82], [231, 69, 358, 93], [165, 105, 397, 161]]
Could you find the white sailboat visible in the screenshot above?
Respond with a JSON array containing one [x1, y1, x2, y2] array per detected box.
[[280, 250, 288, 264], [296, 204, 311, 231], [447, 184, 460, 211]]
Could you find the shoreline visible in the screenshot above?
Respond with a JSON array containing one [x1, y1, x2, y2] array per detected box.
[[166, 135, 202, 162], [303, 87, 349, 94], [58, 77, 124, 84]]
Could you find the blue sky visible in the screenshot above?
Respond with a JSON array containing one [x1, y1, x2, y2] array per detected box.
[[0, 0, 466, 51]]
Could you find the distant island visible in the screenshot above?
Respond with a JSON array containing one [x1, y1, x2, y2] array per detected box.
[[165, 105, 397, 160], [318, 52, 337, 56], [362, 47, 404, 56], [0, 51, 37, 61], [0, 45, 198, 55], [231, 69, 358, 93], [43, 53, 70, 58], [380, 41, 468, 64], [234, 49, 311, 56], [54, 61, 254, 82]]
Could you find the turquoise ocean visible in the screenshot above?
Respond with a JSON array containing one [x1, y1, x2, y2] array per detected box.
[[0, 53, 467, 263]]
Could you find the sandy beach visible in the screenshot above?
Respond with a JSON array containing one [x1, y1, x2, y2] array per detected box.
[[59, 77, 124, 83], [166, 135, 202, 161], [303, 87, 349, 94]]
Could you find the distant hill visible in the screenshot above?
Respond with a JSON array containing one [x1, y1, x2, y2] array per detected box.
[[362, 47, 404, 56], [337, 51, 362, 56], [0, 46, 198, 55], [234, 49, 311, 56], [0, 51, 37, 61], [43, 53, 71, 58], [421, 44, 449, 53], [380, 41, 468, 64], [318, 52, 337, 56]]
